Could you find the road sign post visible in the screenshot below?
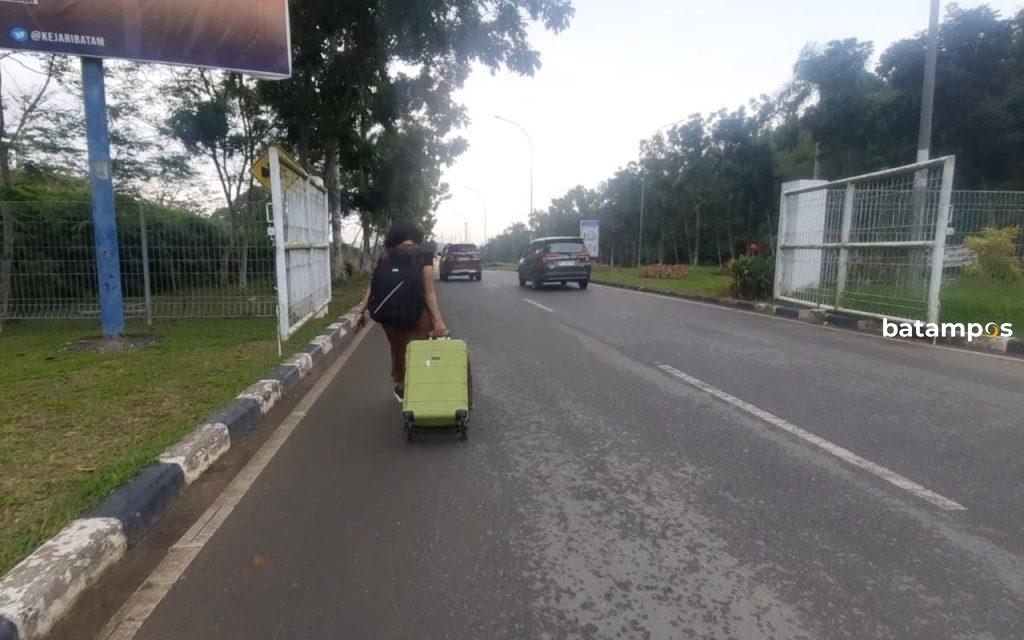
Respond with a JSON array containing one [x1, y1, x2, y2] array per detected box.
[[581, 220, 600, 259], [81, 56, 125, 338]]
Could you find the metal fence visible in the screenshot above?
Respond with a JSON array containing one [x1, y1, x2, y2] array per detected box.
[[775, 157, 955, 323], [267, 146, 332, 342], [0, 201, 277, 324]]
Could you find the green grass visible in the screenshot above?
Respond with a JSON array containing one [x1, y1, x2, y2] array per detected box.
[[796, 278, 1023, 328], [590, 266, 732, 297], [0, 276, 366, 576], [941, 279, 1024, 329]]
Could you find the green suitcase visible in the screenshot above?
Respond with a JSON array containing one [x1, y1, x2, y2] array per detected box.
[[402, 338, 472, 441]]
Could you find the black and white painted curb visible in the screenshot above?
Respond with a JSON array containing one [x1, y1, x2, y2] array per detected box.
[[0, 307, 365, 640], [591, 279, 1024, 359]]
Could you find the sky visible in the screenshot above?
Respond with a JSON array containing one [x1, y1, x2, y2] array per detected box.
[[433, 0, 1024, 245]]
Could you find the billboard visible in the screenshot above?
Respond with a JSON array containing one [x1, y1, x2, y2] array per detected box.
[[0, 0, 291, 78], [580, 219, 599, 259]]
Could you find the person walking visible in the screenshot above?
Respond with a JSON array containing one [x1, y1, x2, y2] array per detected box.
[[358, 220, 448, 403]]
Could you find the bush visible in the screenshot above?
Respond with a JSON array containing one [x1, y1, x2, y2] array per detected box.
[[637, 263, 691, 279], [726, 255, 775, 300], [964, 226, 1023, 282]]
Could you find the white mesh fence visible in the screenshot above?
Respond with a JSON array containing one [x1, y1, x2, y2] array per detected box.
[[775, 157, 955, 323], [269, 146, 332, 341]]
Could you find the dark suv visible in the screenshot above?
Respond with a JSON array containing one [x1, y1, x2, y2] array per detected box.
[[518, 237, 591, 289], [439, 243, 483, 281]]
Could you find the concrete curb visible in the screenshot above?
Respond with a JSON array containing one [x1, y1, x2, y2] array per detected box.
[[590, 279, 1023, 359], [0, 307, 366, 640]]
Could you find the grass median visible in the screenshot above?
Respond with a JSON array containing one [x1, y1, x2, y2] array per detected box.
[[0, 276, 366, 576], [590, 266, 732, 297]]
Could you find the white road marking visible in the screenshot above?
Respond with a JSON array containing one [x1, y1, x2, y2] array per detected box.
[[588, 282, 1023, 364], [97, 326, 374, 640], [522, 298, 555, 313], [487, 283, 499, 289], [656, 363, 967, 512]]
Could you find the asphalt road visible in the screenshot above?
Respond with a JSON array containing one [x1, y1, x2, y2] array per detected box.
[[89, 270, 1024, 639]]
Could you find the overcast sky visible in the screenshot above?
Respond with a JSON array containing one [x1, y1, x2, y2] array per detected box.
[[433, 0, 1024, 245]]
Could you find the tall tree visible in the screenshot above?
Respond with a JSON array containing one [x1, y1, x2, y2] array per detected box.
[[261, 0, 575, 275], [166, 70, 274, 288]]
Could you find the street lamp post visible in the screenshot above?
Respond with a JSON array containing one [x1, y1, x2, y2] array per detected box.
[[637, 118, 687, 267], [465, 186, 488, 244], [451, 211, 469, 243], [494, 115, 534, 219]]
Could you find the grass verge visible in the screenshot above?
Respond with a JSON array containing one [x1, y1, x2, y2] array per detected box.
[[0, 276, 367, 576], [590, 266, 732, 297], [940, 279, 1024, 329]]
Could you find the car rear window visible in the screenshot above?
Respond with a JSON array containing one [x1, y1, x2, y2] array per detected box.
[[545, 241, 586, 254], [449, 244, 478, 253]]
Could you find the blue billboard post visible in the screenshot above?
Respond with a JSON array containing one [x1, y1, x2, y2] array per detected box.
[[81, 56, 125, 338]]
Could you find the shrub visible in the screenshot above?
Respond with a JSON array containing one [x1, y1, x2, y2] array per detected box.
[[726, 255, 775, 300], [964, 226, 1023, 282], [637, 263, 691, 279]]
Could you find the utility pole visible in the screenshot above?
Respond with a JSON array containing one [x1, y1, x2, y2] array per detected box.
[[918, 0, 940, 163], [910, 0, 941, 287]]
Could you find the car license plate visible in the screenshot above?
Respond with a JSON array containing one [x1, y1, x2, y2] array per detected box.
[[558, 260, 574, 267]]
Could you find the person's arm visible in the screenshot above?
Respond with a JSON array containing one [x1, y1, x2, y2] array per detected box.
[[356, 283, 371, 327], [422, 265, 448, 336]]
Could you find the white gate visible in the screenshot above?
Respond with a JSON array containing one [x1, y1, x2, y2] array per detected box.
[[266, 146, 332, 343], [775, 157, 955, 323]]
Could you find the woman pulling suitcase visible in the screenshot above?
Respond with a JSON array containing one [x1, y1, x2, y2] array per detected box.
[[357, 220, 448, 403]]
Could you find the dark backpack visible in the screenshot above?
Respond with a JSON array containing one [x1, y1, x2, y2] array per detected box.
[[369, 248, 424, 329]]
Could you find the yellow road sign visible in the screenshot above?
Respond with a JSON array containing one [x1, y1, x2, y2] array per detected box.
[[251, 144, 301, 191]]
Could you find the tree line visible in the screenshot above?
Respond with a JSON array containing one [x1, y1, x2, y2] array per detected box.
[[0, 0, 576, 306], [489, 5, 1024, 266]]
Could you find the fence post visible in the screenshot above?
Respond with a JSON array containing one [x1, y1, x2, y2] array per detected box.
[[269, 146, 290, 345], [139, 204, 153, 326], [835, 183, 856, 308], [927, 157, 956, 324], [774, 190, 790, 299]]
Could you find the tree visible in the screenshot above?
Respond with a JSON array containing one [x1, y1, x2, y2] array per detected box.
[[878, 5, 1023, 188], [260, 0, 575, 276], [785, 39, 890, 177], [0, 53, 71, 325], [485, 221, 532, 263], [166, 70, 274, 288]]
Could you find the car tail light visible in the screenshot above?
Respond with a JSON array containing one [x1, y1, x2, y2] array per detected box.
[[540, 253, 558, 263]]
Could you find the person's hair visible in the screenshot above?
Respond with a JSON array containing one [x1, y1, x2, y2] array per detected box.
[[384, 219, 424, 249]]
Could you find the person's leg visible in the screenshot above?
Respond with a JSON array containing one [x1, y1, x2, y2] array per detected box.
[[411, 309, 434, 341], [383, 325, 405, 386], [393, 311, 434, 388], [384, 312, 434, 402]]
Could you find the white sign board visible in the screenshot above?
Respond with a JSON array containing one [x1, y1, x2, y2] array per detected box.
[[580, 220, 599, 258]]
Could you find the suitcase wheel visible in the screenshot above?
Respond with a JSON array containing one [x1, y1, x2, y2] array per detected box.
[[403, 412, 415, 442]]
